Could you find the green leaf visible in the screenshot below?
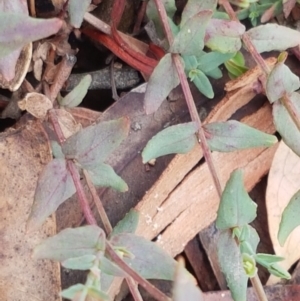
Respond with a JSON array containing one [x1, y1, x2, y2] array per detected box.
[[60, 284, 86, 300], [86, 163, 128, 192], [51, 140, 65, 159], [255, 253, 285, 266], [217, 231, 248, 301], [181, 0, 217, 27], [235, 225, 259, 255], [68, 0, 92, 28], [196, 51, 234, 73], [224, 52, 248, 79], [144, 54, 180, 114], [33, 225, 105, 261], [87, 287, 110, 301], [62, 254, 96, 270], [242, 253, 257, 278], [99, 256, 127, 277], [110, 209, 139, 237], [170, 11, 213, 56], [247, 24, 300, 53], [62, 117, 130, 168], [172, 258, 204, 301], [27, 158, 76, 231], [0, 13, 62, 59], [110, 233, 176, 280], [278, 189, 300, 246], [204, 67, 222, 79], [182, 55, 198, 71], [205, 19, 245, 53], [190, 70, 214, 98], [267, 263, 291, 279], [204, 120, 277, 152], [273, 92, 300, 157], [142, 122, 198, 163], [60, 74, 92, 108], [216, 169, 257, 230], [266, 62, 300, 103]]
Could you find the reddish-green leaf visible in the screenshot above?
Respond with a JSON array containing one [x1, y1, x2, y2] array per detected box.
[[172, 258, 204, 301], [144, 54, 180, 114], [86, 163, 128, 192], [278, 189, 300, 246], [216, 169, 257, 230], [247, 24, 300, 53], [33, 225, 105, 261], [217, 231, 248, 301], [27, 158, 76, 231], [205, 19, 245, 53], [266, 62, 300, 103], [62, 117, 130, 168], [273, 92, 300, 157], [170, 11, 212, 56], [142, 122, 198, 163], [204, 120, 277, 152], [68, 0, 92, 28], [110, 233, 176, 280]]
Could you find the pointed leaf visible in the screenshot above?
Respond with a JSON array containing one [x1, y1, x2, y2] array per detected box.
[[278, 189, 300, 246], [68, 0, 92, 28], [247, 24, 300, 53], [110, 209, 139, 237], [60, 284, 86, 299], [27, 158, 76, 231], [170, 11, 212, 56], [62, 254, 96, 270], [181, 0, 217, 27], [142, 122, 198, 163], [190, 69, 214, 98], [172, 258, 204, 301], [266, 63, 300, 103], [33, 225, 105, 261], [87, 163, 128, 192], [273, 92, 300, 157], [205, 19, 245, 53], [204, 120, 277, 152], [255, 253, 285, 265], [217, 230, 248, 301], [60, 74, 92, 108], [62, 117, 130, 167], [237, 225, 260, 255], [0, 13, 62, 59], [267, 263, 291, 280], [144, 54, 180, 114], [99, 256, 127, 277], [51, 140, 65, 159], [216, 169, 257, 230], [110, 233, 176, 280]]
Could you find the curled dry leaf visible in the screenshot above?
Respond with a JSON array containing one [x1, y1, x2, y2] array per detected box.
[[18, 92, 53, 119], [266, 141, 300, 284]]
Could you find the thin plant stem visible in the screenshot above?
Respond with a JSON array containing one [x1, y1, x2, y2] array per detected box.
[[250, 274, 268, 301], [126, 277, 144, 301], [48, 109, 66, 144], [106, 241, 171, 301], [83, 169, 113, 234]]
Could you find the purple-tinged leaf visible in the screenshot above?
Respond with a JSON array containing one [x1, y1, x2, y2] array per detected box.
[[266, 62, 300, 103], [170, 11, 212, 56], [273, 92, 300, 157], [62, 117, 130, 168], [33, 225, 105, 261], [62, 254, 96, 270], [68, 0, 92, 28], [99, 256, 127, 277], [278, 189, 300, 246], [110, 233, 176, 280], [87, 163, 128, 192], [181, 0, 217, 27], [216, 169, 257, 230], [27, 158, 76, 231], [217, 230, 248, 301], [144, 54, 180, 114], [110, 209, 139, 237], [247, 24, 300, 53], [60, 74, 92, 108], [173, 258, 204, 301], [205, 19, 245, 53], [142, 122, 198, 163], [204, 120, 277, 152], [0, 13, 62, 59]]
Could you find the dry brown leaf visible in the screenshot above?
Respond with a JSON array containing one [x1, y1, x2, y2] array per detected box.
[[266, 140, 300, 284], [55, 108, 82, 138], [0, 120, 60, 300]]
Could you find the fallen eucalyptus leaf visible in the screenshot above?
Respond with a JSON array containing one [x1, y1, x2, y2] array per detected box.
[[144, 54, 180, 114], [216, 169, 257, 230], [142, 122, 198, 163], [204, 120, 277, 152], [27, 158, 76, 231]]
